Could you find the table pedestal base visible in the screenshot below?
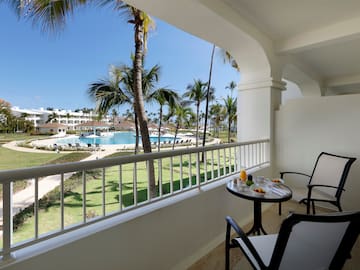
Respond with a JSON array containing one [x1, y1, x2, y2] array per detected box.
[[246, 201, 267, 235]]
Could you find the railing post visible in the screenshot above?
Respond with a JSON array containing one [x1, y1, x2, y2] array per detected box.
[[196, 152, 200, 188], [2, 181, 15, 263]]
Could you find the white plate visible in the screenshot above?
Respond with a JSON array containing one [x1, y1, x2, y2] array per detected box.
[[250, 184, 267, 196], [271, 178, 284, 184]]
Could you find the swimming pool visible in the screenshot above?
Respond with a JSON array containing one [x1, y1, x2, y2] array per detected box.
[[57, 132, 177, 145]]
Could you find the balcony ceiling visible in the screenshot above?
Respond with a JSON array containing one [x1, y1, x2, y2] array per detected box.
[[126, 0, 360, 95], [223, 0, 360, 93]]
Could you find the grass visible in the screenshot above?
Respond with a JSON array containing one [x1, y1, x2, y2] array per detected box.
[[0, 133, 49, 143], [217, 131, 237, 143], [10, 151, 237, 245], [0, 146, 68, 170]]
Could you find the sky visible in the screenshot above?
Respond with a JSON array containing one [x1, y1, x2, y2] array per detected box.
[[0, 4, 240, 115]]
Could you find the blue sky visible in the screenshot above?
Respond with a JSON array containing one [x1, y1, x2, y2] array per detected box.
[[0, 4, 239, 114]]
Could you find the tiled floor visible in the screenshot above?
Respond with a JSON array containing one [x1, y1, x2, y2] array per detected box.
[[189, 200, 359, 269]]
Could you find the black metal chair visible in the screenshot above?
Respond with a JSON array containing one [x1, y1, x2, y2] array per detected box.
[[278, 152, 356, 215], [225, 211, 360, 270]]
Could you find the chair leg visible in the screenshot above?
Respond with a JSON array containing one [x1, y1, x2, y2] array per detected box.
[[278, 202, 282, 216], [306, 200, 311, 214], [225, 222, 231, 270], [225, 244, 230, 270], [337, 202, 343, 212], [312, 201, 316, 215]]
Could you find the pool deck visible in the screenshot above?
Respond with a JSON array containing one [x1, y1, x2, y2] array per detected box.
[[2, 135, 221, 157]]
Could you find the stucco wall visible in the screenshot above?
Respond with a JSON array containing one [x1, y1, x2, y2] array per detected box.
[[2, 167, 271, 270], [275, 93, 360, 210]]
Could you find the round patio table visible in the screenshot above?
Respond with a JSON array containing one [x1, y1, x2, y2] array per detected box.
[[226, 179, 292, 235]]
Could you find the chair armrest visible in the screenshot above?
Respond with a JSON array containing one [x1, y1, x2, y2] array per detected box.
[[308, 184, 345, 192], [225, 216, 266, 268], [280, 171, 311, 178]]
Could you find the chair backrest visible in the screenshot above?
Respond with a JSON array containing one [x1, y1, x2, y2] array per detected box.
[[270, 211, 359, 270], [309, 152, 356, 198]]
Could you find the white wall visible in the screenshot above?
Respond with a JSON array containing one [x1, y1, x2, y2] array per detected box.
[[275, 93, 360, 210], [2, 167, 272, 270]]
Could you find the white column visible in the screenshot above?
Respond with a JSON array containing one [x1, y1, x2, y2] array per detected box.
[[237, 79, 285, 168]]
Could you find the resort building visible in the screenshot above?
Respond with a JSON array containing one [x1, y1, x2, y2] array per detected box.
[[35, 123, 67, 135], [2, 1, 360, 270], [11, 106, 111, 130]]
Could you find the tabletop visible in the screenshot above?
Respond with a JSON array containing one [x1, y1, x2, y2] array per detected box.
[[226, 179, 292, 203]]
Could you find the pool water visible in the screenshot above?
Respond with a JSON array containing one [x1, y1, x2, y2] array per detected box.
[[58, 132, 176, 145]]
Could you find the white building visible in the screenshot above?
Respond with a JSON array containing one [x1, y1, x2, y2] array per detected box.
[[11, 106, 111, 130]]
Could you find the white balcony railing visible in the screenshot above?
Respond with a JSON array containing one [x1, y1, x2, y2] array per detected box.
[[0, 139, 269, 263]]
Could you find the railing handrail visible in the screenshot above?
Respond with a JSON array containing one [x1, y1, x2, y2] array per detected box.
[[0, 139, 269, 183]]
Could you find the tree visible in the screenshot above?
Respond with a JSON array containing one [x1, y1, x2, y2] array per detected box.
[[148, 88, 179, 152], [226, 81, 237, 97], [209, 102, 223, 137], [46, 112, 59, 123], [0, 99, 14, 133], [167, 102, 194, 150], [202, 47, 239, 148], [111, 109, 118, 127], [9, 0, 157, 198], [183, 79, 214, 147], [223, 95, 237, 143], [202, 44, 215, 149]]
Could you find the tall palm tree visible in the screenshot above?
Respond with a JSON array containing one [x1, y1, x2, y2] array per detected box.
[[223, 95, 237, 143], [89, 61, 161, 154], [226, 81, 237, 97], [148, 88, 179, 152], [202, 47, 238, 148], [219, 48, 240, 71], [167, 102, 194, 150], [209, 102, 223, 137], [9, 0, 157, 198], [183, 79, 214, 147], [202, 44, 216, 149]]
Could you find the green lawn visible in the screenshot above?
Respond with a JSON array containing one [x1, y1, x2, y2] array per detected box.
[[0, 146, 68, 170], [11, 150, 236, 245], [0, 133, 49, 143]]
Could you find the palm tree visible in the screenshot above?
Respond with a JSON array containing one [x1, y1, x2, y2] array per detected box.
[[46, 112, 59, 123], [223, 95, 237, 143], [219, 48, 240, 71], [226, 81, 237, 97], [202, 47, 238, 148], [202, 44, 216, 149], [148, 88, 179, 152], [209, 102, 223, 137], [167, 102, 194, 150], [10, 0, 157, 198], [111, 109, 118, 127], [183, 79, 214, 147], [89, 61, 161, 154]]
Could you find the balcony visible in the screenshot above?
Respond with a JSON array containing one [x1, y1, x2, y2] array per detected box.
[[0, 140, 272, 269], [2, 0, 360, 269]]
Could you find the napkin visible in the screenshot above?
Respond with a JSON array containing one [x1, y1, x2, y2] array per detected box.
[[272, 187, 287, 196]]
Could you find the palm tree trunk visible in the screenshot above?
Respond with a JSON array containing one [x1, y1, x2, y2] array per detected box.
[[202, 44, 215, 148], [133, 11, 156, 198], [157, 105, 163, 152], [173, 122, 180, 150], [228, 120, 231, 143], [134, 112, 139, 154], [196, 103, 200, 147]]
